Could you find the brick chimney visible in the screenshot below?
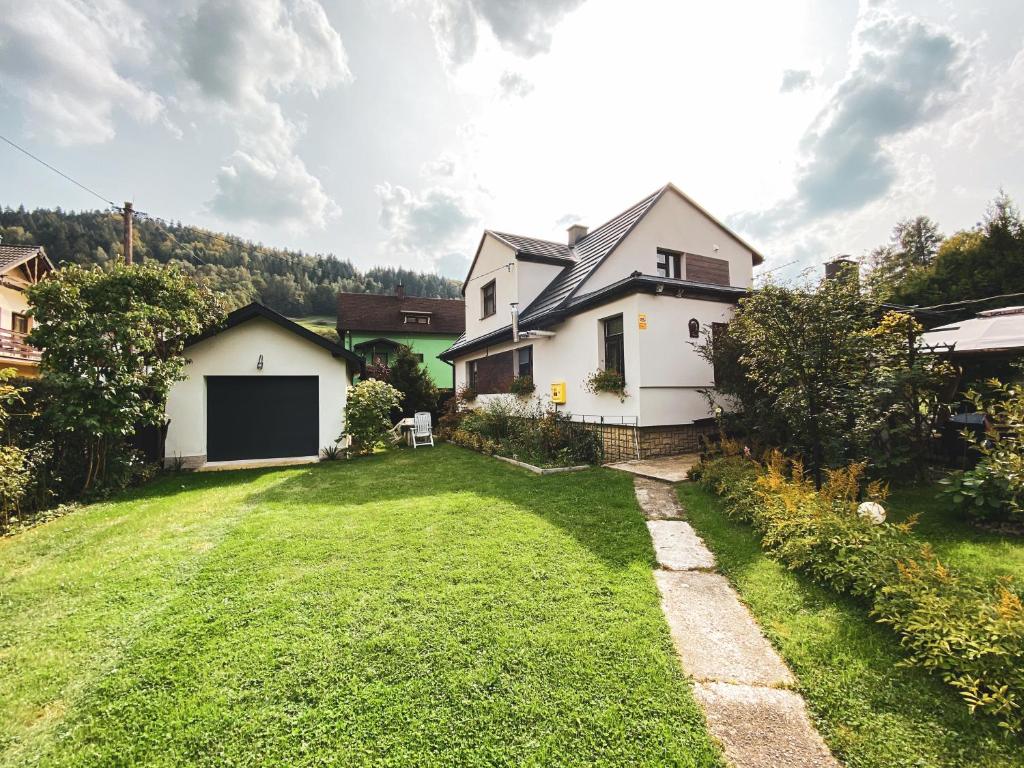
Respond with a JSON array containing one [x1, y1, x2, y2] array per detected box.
[[395, 282, 405, 300], [567, 224, 589, 246], [825, 256, 858, 282]]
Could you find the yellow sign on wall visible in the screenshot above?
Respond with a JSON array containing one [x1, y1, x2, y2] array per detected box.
[[638, 313, 648, 330], [550, 381, 567, 404]]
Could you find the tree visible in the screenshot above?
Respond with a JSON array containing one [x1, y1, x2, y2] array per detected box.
[[865, 216, 943, 300], [27, 262, 222, 491], [710, 278, 876, 485], [890, 192, 1024, 315], [701, 277, 953, 485], [387, 345, 439, 418]]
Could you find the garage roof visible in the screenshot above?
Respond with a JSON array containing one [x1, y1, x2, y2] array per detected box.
[[188, 302, 364, 368], [921, 306, 1024, 355]]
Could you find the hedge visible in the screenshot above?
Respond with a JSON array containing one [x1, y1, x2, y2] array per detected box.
[[696, 453, 1024, 734]]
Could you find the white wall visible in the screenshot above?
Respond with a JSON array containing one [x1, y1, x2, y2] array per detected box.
[[463, 235, 517, 338], [515, 259, 565, 311], [165, 317, 352, 465], [0, 282, 30, 332], [453, 293, 735, 427], [584, 188, 755, 293]]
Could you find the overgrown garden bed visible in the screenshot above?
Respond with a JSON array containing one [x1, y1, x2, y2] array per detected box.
[[442, 396, 604, 468], [693, 449, 1024, 735]]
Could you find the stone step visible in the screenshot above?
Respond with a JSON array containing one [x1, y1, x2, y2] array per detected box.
[[633, 476, 687, 519], [647, 520, 716, 571], [694, 682, 840, 768], [654, 570, 794, 688]]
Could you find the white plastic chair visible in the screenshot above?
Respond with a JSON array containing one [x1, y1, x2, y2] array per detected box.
[[412, 411, 434, 448]]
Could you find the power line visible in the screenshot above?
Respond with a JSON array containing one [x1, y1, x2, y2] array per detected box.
[[912, 291, 1024, 312], [0, 133, 118, 208], [464, 261, 514, 284]]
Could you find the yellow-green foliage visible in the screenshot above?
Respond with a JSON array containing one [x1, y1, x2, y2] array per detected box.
[[698, 455, 1024, 734]]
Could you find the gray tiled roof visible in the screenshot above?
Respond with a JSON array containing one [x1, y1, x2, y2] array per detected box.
[[0, 244, 46, 273], [518, 187, 664, 322], [489, 232, 572, 261]]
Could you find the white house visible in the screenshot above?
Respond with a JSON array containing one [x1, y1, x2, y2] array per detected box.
[[440, 183, 763, 461], [165, 303, 362, 468], [0, 243, 53, 378]]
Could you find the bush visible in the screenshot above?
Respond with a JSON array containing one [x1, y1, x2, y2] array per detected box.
[[452, 397, 603, 467], [343, 379, 402, 454], [940, 379, 1024, 522], [698, 453, 1024, 733]]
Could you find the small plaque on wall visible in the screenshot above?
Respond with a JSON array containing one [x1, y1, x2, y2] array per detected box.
[[638, 313, 648, 330]]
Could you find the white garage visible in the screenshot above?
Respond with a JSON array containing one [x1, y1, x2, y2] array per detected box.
[[164, 303, 361, 469]]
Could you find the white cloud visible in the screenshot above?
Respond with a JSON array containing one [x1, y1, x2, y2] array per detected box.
[[180, 0, 351, 228], [421, 152, 457, 177], [376, 182, 478, 269], [735, 8, 969, 238], [0, 1, 164, 145], [498, 71, 533, 98], [429, 0, 584, 67], [780, 69, 814, 93]]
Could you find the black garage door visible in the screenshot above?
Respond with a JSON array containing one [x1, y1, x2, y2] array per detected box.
[[206, 376, 319, 461]]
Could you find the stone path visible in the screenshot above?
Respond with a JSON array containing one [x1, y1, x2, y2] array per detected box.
[[635, 476, 840, 768]]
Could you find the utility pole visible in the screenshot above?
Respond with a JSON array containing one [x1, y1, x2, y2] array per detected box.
[[123, 201, 133, 265]]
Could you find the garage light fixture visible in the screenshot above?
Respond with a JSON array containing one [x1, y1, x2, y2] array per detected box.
[[257, 354, 264, 370]]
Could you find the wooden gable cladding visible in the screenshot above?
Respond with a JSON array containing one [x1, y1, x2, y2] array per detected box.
[[475, 351, 514, 394], [686, 254, 730, 286]]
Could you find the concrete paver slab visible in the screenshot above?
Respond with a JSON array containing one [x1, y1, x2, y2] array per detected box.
[[607, 453, 699, 482], [694, 682, 840, 768], [647, 520, 716, 571], [633, 477, 686, 519], [654, 570, 794, 687]]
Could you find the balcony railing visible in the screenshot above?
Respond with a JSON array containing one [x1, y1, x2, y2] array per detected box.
[[0, 328, 41, 363]]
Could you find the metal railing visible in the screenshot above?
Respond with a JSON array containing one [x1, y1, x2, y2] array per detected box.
[[0, 329, 40, 362]]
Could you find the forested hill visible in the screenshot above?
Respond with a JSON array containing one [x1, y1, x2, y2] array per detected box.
[[0, 206, 461, 315]]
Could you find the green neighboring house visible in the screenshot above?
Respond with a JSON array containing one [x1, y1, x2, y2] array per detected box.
[[336, 286, 465, 388]]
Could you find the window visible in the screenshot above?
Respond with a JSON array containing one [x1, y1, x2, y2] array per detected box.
[[481, 280, 496, 318], [467, 359, 479, 389], [688, 318, 700, 338], [403, 312, 431, 325], [656, 248, 682, 279], [517, 345, 533, 378], [11, 313, 29, 335], [414, 353, 424, 363], [602, 315, 625, 378]]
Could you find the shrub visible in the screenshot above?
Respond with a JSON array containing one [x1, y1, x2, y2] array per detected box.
[[343, 379, 402, 454], [452, 397, 603, 467], [457, 383, 477, 402], [698, 453, 1024, 733], [510, 375, 536, 396], [940, 379, 1024, 522], [386, 345, 438, 419], [585, 369, 627, 401]]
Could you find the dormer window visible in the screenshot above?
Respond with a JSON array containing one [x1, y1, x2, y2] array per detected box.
[[481, 280, 496, 318], [402, 310, 431, 325], [657, 248, 682, 279]]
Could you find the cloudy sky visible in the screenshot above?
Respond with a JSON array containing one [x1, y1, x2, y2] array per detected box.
[[1, 0, 1022, 280]]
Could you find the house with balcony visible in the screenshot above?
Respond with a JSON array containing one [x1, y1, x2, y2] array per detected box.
[[0, 244, 52, 377], [336, 285, 465, 388], [440, 183, 763, 461]]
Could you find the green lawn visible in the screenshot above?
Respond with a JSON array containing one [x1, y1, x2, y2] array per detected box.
[[0, 446, 721, 767], [678, 483, 1023, 768], [885, 483, 1024, 584], [291, 315, 339, 341]]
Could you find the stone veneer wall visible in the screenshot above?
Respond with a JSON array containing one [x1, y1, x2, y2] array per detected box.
[[596, 422, 716, 463]]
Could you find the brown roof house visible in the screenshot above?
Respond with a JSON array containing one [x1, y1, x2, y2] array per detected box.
[[336, 285, 465, 387], [0, 243, 54, 377]]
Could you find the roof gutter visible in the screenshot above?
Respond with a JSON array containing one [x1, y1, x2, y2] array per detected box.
[[440, 274, 747, 361]]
